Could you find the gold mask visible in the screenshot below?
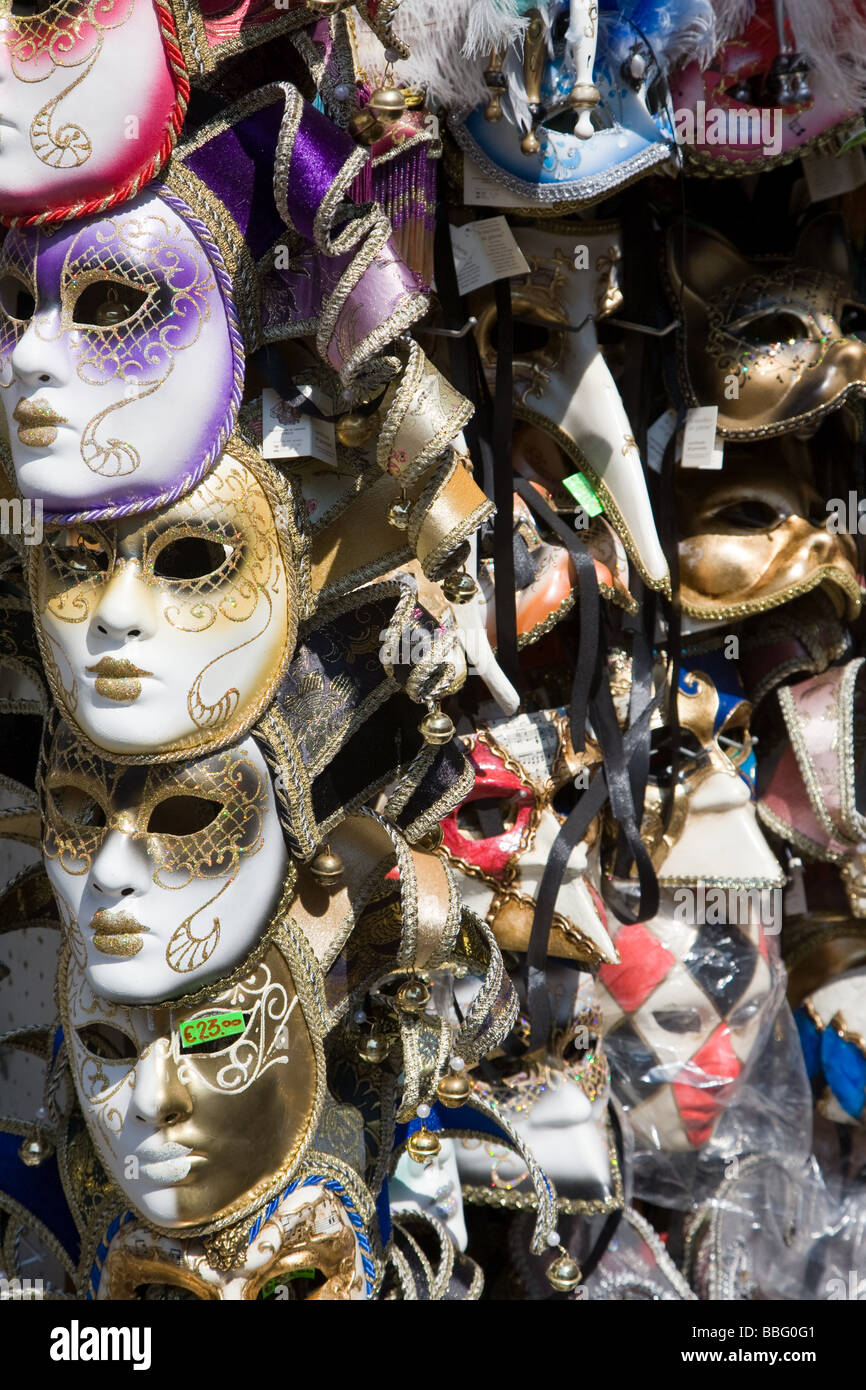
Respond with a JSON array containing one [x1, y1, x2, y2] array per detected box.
[[668, 215, 866, 438], [30, 438, 299, 762], [60, 941, 322, 1233], [675, 446, 861, 621]]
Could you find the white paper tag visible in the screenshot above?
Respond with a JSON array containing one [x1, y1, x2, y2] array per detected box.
[[463, 157, 518, 208], [487, 710, 561, 787], [803, 144, 866, 203], [646, 408, 678, 474], [449, 216, 530, 296], [262, 388, 337, 466], [681, 406, 724, 470]]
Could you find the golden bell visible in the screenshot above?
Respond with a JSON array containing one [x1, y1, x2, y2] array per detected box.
[[357, 1032, 391, 1064], [368, 85, 406, 123], [546, 1253, 583, 1293], [436, 1071, 471, 1108], [336, 412, 376, 448], [309, 846, 343, 885], [407, 1127, 441, 1163], [416, 824, 444, 851], [520, 127, 541, 155], [396, 977, 431, 1013], [349, 109, 384, 145], [420, 706, 455, 745], [19, 1135, 51, 1167], [387, 494, 412, 530], [442, 571, 478, 603]]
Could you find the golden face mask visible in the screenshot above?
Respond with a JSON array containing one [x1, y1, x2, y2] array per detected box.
[[667, 215, 866, 438], [97, 1184, 367, 1300], [675, 447, 861, 621], [60, 941, 322, 1233], [29, 439, 298, 762], [42, 720, 290, 1002]]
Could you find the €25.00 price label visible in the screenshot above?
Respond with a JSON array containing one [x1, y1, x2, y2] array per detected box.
[[179, 1011, 245, 1050]]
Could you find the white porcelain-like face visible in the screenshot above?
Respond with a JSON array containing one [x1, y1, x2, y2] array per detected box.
[[98, 1187, 367, 1300], [391, 1140, 467, 1251], [44, 728, 289, 1002], [31, 449, 293, 760], [63, 944, 319, 1229], [0, 188, 235, 517], [456, 972, 613, 1203], [0, 0, 178, 222]]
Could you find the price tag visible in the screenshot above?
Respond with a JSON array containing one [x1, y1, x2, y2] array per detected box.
[[262, 388, 337, 466], [179, 1011, 245, 1050], [681, 406, 724, 470], [803, 144, 866, 203], [463, 158, 518, 208], [562, 471, 604, 515], [449, 216, 530, 295]]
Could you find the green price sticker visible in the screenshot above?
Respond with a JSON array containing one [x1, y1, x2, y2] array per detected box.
[[562, 471, 603, 517], [179, 1011, 245, 1050]]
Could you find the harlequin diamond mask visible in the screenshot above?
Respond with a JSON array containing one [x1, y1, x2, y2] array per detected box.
[[60, 940, 321, 1230], [29, 441, 297, 761], [598, 905, 781, 1151], [675, 443, 861, 622], [42, 719, 290, 1002], [667, 214, 866, 439], [97, 1184, 367, 1300], [440, 710, 616, 966], [641, 652, 786, 888], [456, 966, 617, 1210]]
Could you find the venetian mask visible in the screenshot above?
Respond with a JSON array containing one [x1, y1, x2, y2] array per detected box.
[[796, 968, 866, 1126], [0, 0, 184, 226], [667, 215, 866, 438], [641, 652, 786, 888], [675, 444, 861, 622], [440, 710, 616, 967], [456, 968, 617, 1209], [670, 0, 866, 174], [97, 1184, 367, 1300], [474, 221, 668, 591], [0, 188, 238, 519], [42, 720, 290, 1002], [30, 442, 295, 760], [61, 941, 321, 1229], [598, 903, 780, 1151], [449, 0, 679, 207]]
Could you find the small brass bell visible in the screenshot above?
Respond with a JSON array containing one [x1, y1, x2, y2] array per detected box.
[[436, 1071, 471, 1108], [407, 1127, 441, 1163], [368, 85, 406, 123], [358, 1032, 391, 1064], [387, 492, 412, 529], [546, 1252, 583, 1294], [349, 109, 384, 145], [309, 845, 343, 885], [416, 824, 444, 852], [420, 705, 455, 746], [442, 570, 477, 603], [95, 287, 129, 328], [396, 977, 431, 1013], [19, 1134, 51, 1167], [336, 412, 376, 448]]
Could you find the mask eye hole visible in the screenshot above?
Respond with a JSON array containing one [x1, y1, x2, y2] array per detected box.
[[9, 0, 54, 14], [152, 537, 233, 581], [0, 275, 35, 323], [132, 1284, 200, 1301], [49, 784, 107, 829], [733, 311, 813, 346], [840, 304, 866, 338], [76, 1023, 138, 1061], [729, 994, 767, 1029], [456, 796, 522, 840], [257, 1269, 329, 1300], [46, 528, 111, 578], [72, 281, 149, 329], [146, 796, 222, 835], [709, 499, 782, 531], [647, 728, 704, 782], [652, 1008, 703, 1035]]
